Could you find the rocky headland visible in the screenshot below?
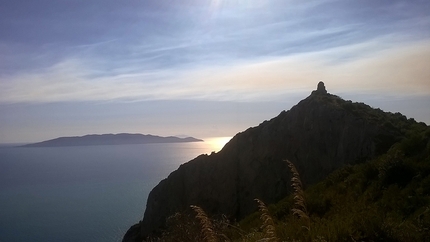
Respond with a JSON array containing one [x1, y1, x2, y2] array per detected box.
[[123, 82, 419, 241]]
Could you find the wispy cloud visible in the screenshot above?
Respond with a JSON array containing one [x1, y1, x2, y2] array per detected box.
[[2, 38, 429, 103], [171, 39, 430, 100], [1, 0, 429, 104]]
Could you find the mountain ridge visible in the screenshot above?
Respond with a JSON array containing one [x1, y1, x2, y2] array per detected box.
[[21, 133, 203, 147], [123, 82, 427, 241]]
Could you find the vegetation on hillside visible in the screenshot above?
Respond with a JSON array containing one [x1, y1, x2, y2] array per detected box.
[[147, 116, 430, 242]]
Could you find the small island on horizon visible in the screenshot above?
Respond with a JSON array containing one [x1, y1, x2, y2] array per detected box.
[[21, 133, 203, 147]]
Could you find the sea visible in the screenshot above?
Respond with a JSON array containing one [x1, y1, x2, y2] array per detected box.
[[0, 137, 231, 242]]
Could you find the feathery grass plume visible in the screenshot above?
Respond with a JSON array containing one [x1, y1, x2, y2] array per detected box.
[[159, 212, 201, 242], [286, 159, 311, 231], [255, 198, 279, 242], [190, 205, 218, 242]]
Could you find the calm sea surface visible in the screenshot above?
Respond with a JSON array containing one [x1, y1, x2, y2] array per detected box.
[[0, 138, 230, 242]]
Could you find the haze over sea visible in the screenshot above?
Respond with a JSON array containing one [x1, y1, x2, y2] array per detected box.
[[0, 137, 230, 242]]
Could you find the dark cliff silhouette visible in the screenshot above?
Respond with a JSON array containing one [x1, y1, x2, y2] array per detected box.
[[22, 133, 203, 147], [123, 83, 422, 241]]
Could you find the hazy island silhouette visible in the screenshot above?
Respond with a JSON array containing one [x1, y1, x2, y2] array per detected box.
[[21, 133, 203, 147]]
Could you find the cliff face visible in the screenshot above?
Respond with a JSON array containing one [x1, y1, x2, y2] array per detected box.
[[124, 84, 404, 241]]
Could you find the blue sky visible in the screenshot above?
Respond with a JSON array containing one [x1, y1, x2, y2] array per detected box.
[[1, 0, 430, 143]]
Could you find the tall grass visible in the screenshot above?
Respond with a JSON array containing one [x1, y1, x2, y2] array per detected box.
[[286, 159, 311, 231], [254, 199, 279, 242], [190, 205, 218, 242]]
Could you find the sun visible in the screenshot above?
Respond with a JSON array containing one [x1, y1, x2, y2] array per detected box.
[[209, 0, 223, 18], [210, 0, 222, 9], [205, 136, 232, 152]]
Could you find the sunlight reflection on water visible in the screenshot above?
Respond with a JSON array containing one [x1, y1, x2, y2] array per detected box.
[[0, 137, 234, 242]]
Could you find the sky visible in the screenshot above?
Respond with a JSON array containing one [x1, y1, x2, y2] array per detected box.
[[1, 0, 430, 143]]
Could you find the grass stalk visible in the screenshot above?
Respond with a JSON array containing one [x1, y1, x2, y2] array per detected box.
[[255, 198, 279, 242], [190, 205, 218, 242], [286, 159, 311, 231]]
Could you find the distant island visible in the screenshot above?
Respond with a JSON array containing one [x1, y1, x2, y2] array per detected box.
[[21, 133, 203, 147]]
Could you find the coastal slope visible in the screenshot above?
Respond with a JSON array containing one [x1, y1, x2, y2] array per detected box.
[[124, 83, 418, 241]]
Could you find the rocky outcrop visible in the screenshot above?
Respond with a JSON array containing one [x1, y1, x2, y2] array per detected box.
[[123, 83, 404, 241], [313, 81, 327, 94]]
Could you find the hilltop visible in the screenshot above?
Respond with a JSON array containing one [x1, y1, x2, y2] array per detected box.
[[123, 82, 430, 241]]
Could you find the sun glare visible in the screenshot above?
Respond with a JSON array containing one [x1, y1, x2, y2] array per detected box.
[[210, 0, 222, 9], [205, 136, 232, 152]]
